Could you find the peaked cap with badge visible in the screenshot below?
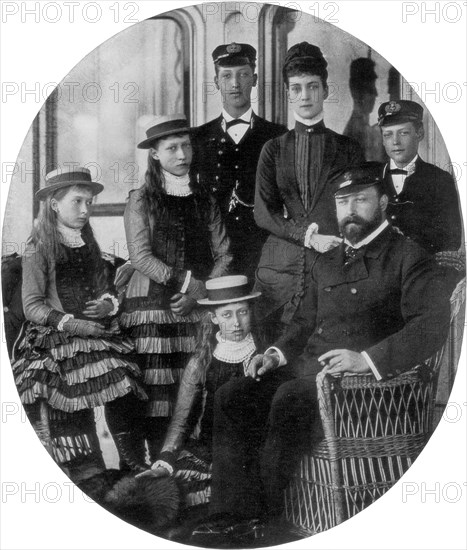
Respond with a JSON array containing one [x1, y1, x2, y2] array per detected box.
[[377, 100, 423, 126], [212, 42, 257, 67]]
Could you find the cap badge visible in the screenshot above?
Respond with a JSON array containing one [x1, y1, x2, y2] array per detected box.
[[227, 43, 241, 54], [385, 101, 401, 114]]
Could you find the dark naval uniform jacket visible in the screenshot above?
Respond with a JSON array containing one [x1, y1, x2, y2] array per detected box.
[[254, 126, 364, 322], [192, 113, 287, 279], [384, 157, 462, 254], [275, 225, 451, 380]]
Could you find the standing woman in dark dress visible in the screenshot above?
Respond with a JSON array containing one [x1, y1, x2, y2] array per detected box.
[[119, 114, 232, 468], [12, 167, 148, 481]]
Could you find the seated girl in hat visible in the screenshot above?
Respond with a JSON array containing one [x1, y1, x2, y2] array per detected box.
[[138, 276, 260, 513], [11, 167, 148, 480], [118, 114, 232, 468]]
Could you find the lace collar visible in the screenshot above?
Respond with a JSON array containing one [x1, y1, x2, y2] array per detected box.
[[213, 332, 256, 364], [57, 221, 85, 248], [162, 169, 192, 197]]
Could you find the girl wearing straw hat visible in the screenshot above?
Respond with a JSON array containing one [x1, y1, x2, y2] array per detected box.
[[137, 276, 262, 530], [11, 167, 148, 480], [118, 115, 232, 466]]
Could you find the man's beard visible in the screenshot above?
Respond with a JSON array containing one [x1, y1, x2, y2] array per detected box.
[[339, 207, 384, 245]]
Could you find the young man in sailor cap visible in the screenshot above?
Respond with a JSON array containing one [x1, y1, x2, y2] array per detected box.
[[193, 43, 287, 281], [379, 99, 462, 255]]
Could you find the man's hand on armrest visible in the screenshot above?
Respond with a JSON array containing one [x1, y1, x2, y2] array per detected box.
[[318, 349, 372, 376]]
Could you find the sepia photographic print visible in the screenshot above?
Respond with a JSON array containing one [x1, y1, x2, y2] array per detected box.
[[1, 1, 466, 549]]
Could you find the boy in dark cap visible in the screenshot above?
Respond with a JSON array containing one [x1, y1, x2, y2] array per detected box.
[[192, 43, 287, 281], [379, 99, 462, 254], [254, 42, 365, 335]]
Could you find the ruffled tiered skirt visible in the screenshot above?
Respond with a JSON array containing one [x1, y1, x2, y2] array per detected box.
[[12, 319, 147, 413], [119, 303, 201, 417]]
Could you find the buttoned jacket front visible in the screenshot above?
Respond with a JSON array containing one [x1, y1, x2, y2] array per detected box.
[[192, 113, 287, 276], [254, 127, 364, 321], [383, 157, 462, 254], [275, 226, 451, 380]]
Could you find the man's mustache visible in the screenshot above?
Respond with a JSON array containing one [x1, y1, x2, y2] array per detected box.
[[341, 215, 365, 226]]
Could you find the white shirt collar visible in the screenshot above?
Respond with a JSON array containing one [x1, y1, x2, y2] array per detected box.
[[344, 219, 389, 249], [389, 154, 418, 174], [294, 111, 324, 127], [222, 107, 253, 124], [57, 221, 85, 248]]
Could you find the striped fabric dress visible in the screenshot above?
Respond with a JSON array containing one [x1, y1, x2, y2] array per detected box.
[[13, 243, 146, 413]]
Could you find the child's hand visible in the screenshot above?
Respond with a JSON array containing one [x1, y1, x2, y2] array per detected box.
[[82, 300, 113, 319], [63, 318, 106, 338], [170, 293, 196, 316]]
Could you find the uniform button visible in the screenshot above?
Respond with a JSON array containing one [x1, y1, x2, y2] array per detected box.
[[235, 148, 239, 152], [317, 327, 323, 334], [391, 215, 396, 221], [394, 198, 399, 203], [215, 175, 219, 181], [218, 150, 223, 155], [220, 138, 226, 143], [324, 287, 331, 292], [235, 216, 239, 221], [350, 288, 357, 294], [84, 286, 90, 291], [217, 163, 221, 168], [234, 165, 239, 169], [213, 187, 217, 192]]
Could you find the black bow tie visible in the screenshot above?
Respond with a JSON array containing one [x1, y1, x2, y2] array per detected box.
[[344, 244, 364, 264], [389, 168, 408, 175], [225, 119, 250, 129]]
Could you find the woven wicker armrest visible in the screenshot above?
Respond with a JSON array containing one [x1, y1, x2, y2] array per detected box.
[[316, 366, 437, 442]]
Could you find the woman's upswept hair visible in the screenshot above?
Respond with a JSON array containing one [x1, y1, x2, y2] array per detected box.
[[30, 184, 101, 267], [142, 133, 211, 223]]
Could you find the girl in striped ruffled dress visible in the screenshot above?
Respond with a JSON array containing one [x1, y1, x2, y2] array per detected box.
[[12, 167, 148, 480], [118, 114, 232, 465]]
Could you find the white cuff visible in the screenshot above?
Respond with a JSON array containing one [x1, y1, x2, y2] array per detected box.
[[265, 346, 287, 367], [180, 270, 192, 294], [151, 460, 174, 476], [361, 351, 382, 381], [304, 223, 319, 249], [57, 314, 74, 332], [99, 293, 119, 316]]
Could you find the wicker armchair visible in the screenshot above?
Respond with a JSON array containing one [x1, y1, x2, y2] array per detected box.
[[284, 276, 465, 536]]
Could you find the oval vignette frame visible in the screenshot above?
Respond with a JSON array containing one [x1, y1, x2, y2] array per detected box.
[[0, 2, 466, 550]]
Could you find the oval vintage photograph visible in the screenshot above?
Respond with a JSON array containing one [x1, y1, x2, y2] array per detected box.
[[1, 1, 465, 549]]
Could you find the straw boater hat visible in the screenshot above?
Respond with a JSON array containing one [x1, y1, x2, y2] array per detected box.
[[197, 275, 261, 306], [36, 167, 104, 201], [137, 114, 193, 149]]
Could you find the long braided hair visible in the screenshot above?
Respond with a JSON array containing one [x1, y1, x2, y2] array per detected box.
[[141, 132, 211, 224]]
